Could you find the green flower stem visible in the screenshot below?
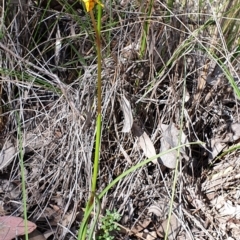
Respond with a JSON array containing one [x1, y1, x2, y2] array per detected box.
[[78, 5, 103, 240], [16, 112, 29, 240]]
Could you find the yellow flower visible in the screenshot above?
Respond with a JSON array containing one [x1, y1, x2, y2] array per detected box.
[[82, 0, 104, 12]]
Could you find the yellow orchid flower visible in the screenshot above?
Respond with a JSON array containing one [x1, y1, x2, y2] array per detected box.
[[82, 0, 104, 12]]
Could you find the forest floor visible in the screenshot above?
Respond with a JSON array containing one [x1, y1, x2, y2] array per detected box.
[[0, 0, 240, 239]]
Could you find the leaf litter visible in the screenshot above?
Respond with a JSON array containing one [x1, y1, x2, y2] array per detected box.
[[0, 216, 36, 240], [0, 0, 240, 239]]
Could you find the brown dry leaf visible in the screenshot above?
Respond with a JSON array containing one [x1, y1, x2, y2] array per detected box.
[[120, 41, 140, 61], [61, 210, 77, 237], [121, 95, 133, 133], [28, 229, 47, 240], [136, 231, 157, 240], [38, 206, 62, 226], [0, 140, 17, 170], [132, 123, 157, 163], [218, 200, 240, 219], [120, 144, 132, 164], [157, 214, 181, 239], [0, 216, 36, 240], [130, 218, 151, 235], [138, 131, 157, 164], [25, 130, 52, 152], [0, 180, 20, 199], [0, 201, 6, 215], [159, 123, 189, 169], [160, 139, 177, 169], [229, 122, 240, 141], [202, 166, 236, 193], [208, 138, 226, 161], [43, 229, 56, 239]]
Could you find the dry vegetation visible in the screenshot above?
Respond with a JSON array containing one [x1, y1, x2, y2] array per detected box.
[[0, 0, 240, 239]]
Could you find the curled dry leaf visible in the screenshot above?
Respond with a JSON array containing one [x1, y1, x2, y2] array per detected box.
[[121, 95, 133, 133], [0, 140, 17, 170], [0, 216, 36, 240], [43, 229, 56, 239], [148, 205, 162, 217], [148, 200, 169, 218]]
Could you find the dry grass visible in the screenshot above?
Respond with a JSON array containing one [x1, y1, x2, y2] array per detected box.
[[0, 0, 240, 239]]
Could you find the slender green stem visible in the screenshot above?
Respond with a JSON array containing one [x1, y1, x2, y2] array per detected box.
[[16, 111, 28, 240], [78, 5, 103, 240], [92, 115, 102, 194], [87, 193, 101, 240], [140, 0, 153, 57]]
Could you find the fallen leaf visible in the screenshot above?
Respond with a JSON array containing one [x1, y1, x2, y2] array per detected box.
[[43, 229, 55, 239], [157, 214, 181, 239], [61, 210, 77, 237], [0, 140, 17, 170], [130, 218, 151, 235], [120, 41, 140, 61], [120, 145, 132, 164], [0, 180, 20, 199], [54, 25, 61, 66], [159, 139, 177, 169], [159, 123, 189, 168], [0, 216, 36, 240], [25, 131, 51, 152], [218, 200, 240, 219], [230, 123, 240, 141], [121, 95, 133, 133], [138, 131, 157, 164], [137, 231, 157, 240], [28, 229, 46, 240], [132, 123, 157, 163], [208, 138, 226, 161]]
